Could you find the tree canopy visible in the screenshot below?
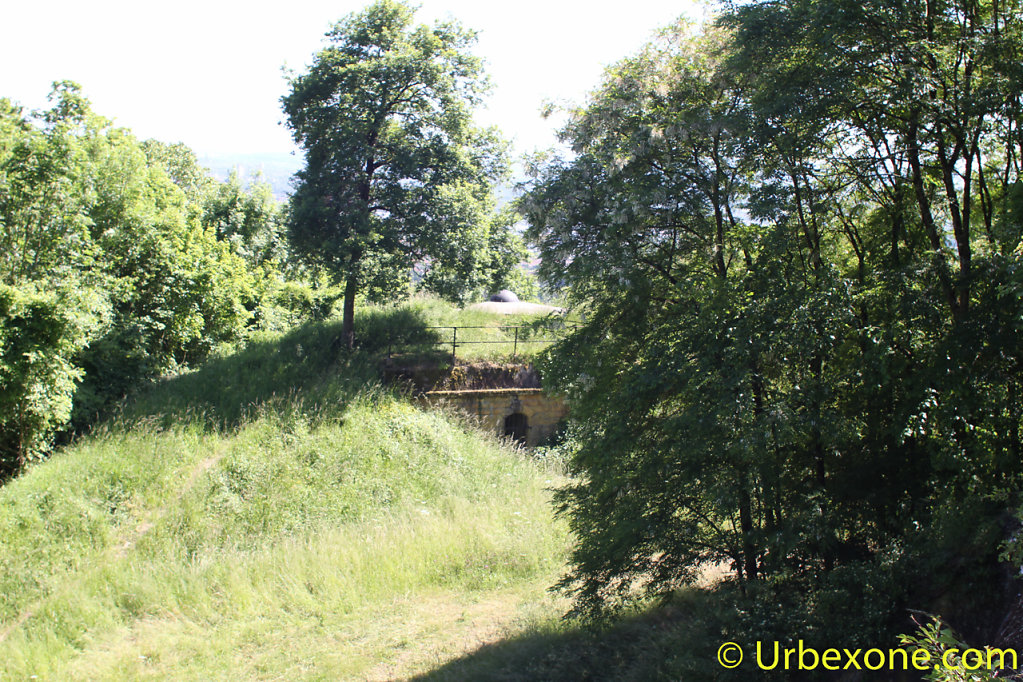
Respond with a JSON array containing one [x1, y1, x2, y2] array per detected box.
[[282, 0, 510, 347], [0, 83, 297, 477], [524, 0, 1023, 643]]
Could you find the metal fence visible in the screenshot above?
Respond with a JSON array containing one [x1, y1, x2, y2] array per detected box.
[[387, 324, 576, 363]]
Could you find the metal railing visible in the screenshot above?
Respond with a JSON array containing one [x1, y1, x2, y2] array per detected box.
[[387, 324, 576, 363]]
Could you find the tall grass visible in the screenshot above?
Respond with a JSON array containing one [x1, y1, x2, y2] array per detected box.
[[118, 296, 565, 429], [0, 301, 570, 679], [374, 296, 573, 363]]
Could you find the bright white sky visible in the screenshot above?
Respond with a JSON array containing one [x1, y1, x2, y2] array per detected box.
[[2, 0, 706, 161]]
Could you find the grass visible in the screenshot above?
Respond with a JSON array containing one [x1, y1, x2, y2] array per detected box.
[[374, 295, 575, 363], [1, 395, 572, 678], [0, 296, 745, 680], [412, 588, 744, 682], [0, 299, 574, 679]]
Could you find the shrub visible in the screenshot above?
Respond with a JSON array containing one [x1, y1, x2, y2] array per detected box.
[[0, 284, 102, 476]]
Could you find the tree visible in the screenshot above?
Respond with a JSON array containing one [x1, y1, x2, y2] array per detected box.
[[523, 22, 767, 612], [0, 284, 102, 477], [0, 87, 94, 287], [418, 203, 532, 304], [199, 168, 288, 269], [282, 0, 507, 347], [73, 120, 254, 424], [525, 4, 1023, 642], [0, 83, 258, 450]]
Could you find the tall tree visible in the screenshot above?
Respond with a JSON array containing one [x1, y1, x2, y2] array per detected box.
[[0, 83, 259, 472], [526, 2, 1023, 641], [282, 0, 506, 347], [523, 22, 766, 612]]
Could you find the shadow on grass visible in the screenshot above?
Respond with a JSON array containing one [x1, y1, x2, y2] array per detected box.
[[116, 306, 442, 430], [413, 589, 748, 682]]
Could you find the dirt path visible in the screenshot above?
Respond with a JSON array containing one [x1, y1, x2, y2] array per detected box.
[[363, 589, 562, 681], [114, 451, 224, 557], [0, 447, 227, 645]]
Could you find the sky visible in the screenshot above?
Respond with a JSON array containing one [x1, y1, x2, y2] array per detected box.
[[2, 0, 706, 164]]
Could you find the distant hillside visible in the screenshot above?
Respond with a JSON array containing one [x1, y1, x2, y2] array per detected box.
[[199, 152, 524, 206], [198, 151, 304, 200]]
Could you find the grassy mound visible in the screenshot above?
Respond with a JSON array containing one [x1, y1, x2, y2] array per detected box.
[[372, 295, 573, 363], [0, 301, 569, 679]]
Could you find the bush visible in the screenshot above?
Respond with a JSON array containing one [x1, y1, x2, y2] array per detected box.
[[0, 284, 102, 477]]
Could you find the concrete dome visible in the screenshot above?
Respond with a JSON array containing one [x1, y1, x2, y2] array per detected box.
[[488, 289, 519, 303]]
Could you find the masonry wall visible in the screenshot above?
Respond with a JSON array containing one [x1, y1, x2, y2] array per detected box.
[[421, 388, 568, 447]]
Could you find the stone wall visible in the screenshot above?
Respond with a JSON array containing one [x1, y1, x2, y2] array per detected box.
[[421, 388, 567, 447]]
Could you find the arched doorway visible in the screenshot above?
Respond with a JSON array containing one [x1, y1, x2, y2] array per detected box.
[[504, 413, 528, 444]]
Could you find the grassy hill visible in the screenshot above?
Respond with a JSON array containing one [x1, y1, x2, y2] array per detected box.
[[0, 300, 574, 679], [0, 298, 748, 681]]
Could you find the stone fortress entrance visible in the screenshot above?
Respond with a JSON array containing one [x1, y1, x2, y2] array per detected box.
[[503, 412, 529, 444], [422, 388, 566, 447], [384, 292, 571, 446]]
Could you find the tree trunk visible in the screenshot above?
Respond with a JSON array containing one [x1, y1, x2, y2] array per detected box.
[[907, 117, 960, 319], [739, 486, 758, 581], [340, 271, 358, 350]]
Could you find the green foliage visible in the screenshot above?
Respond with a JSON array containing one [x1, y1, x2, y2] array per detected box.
[[71, 123, 255, 425], [199, 168, 288, 268], [0, 82, 293, 469], [0, 90, 94, 285], [249, 280, 343, 333], [282, 0, 510, 344], [0, 284, 102, 477], [418, 204, 530, 305], [899, 617, 1000, 682], [503, 261, 542, 303], [139, 139, 215, 203], [523, 1, 1023, 645]]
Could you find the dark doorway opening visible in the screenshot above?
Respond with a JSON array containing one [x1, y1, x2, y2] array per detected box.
[[504, 413, 528, 444]]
